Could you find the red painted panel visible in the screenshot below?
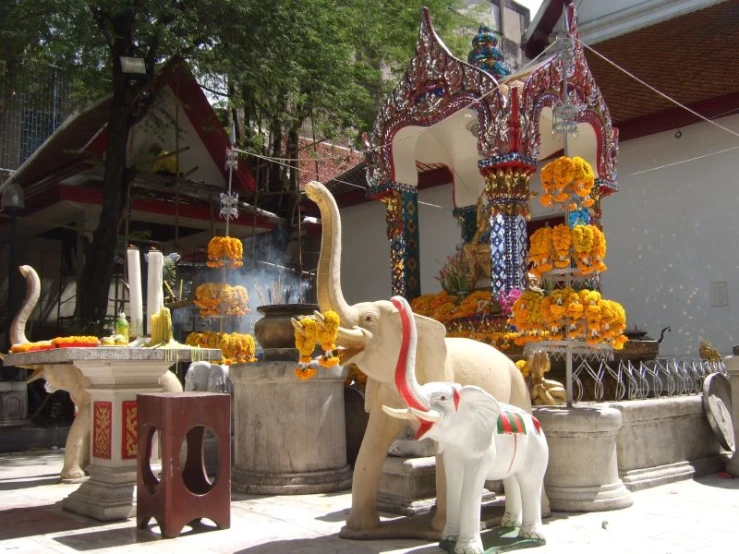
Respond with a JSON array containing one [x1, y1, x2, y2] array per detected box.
[[92, 401, 112, 459], [121, 400, 138, 460]]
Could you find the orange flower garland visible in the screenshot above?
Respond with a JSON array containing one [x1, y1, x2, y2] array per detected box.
[[51, 336, 101, 348], [509, 288, 627, 349], [539, 156, 597, 211], [193, 283, 250, 317], [206, 236, 244, 268], [528, 224, 607, 277], [184, 331, 257, 364]]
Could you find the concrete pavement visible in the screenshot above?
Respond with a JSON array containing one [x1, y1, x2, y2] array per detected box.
[[1, 450, 737, 553]]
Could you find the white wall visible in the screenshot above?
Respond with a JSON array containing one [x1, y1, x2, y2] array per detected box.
[[339, 185, 461, 304], [601, 113, 739, 357], [340, 113, 739, 357]]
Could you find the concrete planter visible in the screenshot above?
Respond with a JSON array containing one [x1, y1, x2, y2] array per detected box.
[[535, 405, 632, 512], [610, 396, 724, 490], [230, 361, 352, 494]]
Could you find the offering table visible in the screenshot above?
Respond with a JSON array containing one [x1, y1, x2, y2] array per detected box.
[[5, 347, 221, 521]]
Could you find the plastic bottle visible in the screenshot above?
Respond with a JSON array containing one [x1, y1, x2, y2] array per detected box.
[[115, 312, 130, 343]]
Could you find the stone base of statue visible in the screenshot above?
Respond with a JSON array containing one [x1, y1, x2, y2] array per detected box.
[[340, 501, 508, 542], [378, 428, 498, 516], [535, 405, 632, 512], [230, 358, 352, 494]]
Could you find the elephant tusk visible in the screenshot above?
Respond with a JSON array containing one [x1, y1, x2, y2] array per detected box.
[[381, 405, 417, 420], [410, 407, 441, 422], [337, 326, 365, 347], [291, 318, 307, 336], [313, 310, 325, 323]]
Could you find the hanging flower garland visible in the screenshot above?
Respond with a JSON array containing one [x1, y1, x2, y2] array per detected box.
[[293, 311, 342, 378], [528, 224, 607, 277], [206, 236, 244, 268], [509, 288, 627, 349], [193, 283, 250, 317], [317, 311, 340, 367], [539, 155, 597, 212], [185, 331, 257, 364]]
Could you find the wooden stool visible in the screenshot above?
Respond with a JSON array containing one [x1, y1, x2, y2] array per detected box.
[[136, 392, 231, 538]]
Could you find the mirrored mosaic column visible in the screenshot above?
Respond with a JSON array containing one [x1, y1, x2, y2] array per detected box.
[[369, 183, 421, 300], [479, 156, 535, 295]]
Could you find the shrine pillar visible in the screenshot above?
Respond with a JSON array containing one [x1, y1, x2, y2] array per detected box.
[[371, 183, 421, 300], [478, 156, 536, 295]]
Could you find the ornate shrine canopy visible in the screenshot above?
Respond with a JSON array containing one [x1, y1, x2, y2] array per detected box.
[[363, 5, 619, 209]]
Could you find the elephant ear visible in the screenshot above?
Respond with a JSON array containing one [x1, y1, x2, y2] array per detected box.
[[413, 313, 449, 384], [458, 385, 501, 454]]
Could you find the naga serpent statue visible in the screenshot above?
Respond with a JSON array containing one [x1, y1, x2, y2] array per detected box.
[[10, 264, 182, 483]]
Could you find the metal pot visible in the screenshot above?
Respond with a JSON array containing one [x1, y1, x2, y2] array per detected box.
[[253, 303, 319, 350]]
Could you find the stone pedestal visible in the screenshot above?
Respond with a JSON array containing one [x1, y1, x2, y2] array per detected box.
[[610, 396, 723, 490], [378, 456, 437, 516], [0, 381, 28, 426], [535, 405, 632, 512], [230, 360, 352, 494], [62, 358, 182, 520], [725, 355, 739, 476], [378, 425, 497, 516], [4, 347, 221, 521]]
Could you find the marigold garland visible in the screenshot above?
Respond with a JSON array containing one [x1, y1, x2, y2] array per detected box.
[[539, 156, 597, 211], [51, 336, 100, 348], [185, 331, 257, 364], [193, 283, 250, 317], [291, 317, 316, 366], [528, 224, 607, 277], [509, 287, 627, 349], [206, 236, 244, 268], [318, 310, 340, 368]]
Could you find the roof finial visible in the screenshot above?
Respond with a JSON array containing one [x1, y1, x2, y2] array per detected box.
[[467, 24, 511, 80]]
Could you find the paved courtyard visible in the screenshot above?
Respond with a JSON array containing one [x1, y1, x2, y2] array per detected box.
[[1, 450, 737, 553]]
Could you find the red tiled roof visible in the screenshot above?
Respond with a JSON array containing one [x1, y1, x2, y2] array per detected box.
[[297, 138, 364, 188]]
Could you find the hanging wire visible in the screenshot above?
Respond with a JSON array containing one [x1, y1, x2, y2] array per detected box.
[[234, 149, 454, 212]]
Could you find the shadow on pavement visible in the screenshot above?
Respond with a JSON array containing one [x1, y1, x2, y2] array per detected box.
[[0, 503, 93, 541]]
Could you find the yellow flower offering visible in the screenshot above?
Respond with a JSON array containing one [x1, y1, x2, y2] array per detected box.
[[539, 155, 597, 211], [206, 236, 244, 268]]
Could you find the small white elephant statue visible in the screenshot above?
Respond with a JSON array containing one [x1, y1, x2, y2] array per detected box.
[[185, 361, 232, 394], [383, 296, 548, 554]]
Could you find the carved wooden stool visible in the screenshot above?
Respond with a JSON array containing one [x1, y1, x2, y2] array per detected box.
[[136, 392, 231, 538]]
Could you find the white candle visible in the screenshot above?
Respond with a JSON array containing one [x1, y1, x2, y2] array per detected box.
[[126, 246, 144, 338], [146, 249, 165, 334]]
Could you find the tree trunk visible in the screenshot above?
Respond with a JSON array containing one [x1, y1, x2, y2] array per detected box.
[[74, 13, 135, 333]]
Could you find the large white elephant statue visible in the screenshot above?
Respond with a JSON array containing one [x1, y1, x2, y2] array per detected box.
[[11, 265, 183, 482], [294, 181, 532, 535], [383, 296, 548, 554]]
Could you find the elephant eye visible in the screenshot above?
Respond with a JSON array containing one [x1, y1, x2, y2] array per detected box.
[[439, 395, 447, 401]]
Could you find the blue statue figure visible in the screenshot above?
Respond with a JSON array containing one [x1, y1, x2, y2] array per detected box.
[[468, 25, 512, 80]]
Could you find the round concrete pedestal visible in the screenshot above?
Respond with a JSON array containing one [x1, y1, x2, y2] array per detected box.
[[535, 405, 632, 512], [230, 360, 352, 494]]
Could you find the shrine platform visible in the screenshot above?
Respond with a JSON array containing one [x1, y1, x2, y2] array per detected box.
[[1, 450, 736, 554]]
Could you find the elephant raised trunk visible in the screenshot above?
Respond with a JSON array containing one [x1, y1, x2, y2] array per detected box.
[[303, 181, 357, 327], [10, 265, 40, 345]]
